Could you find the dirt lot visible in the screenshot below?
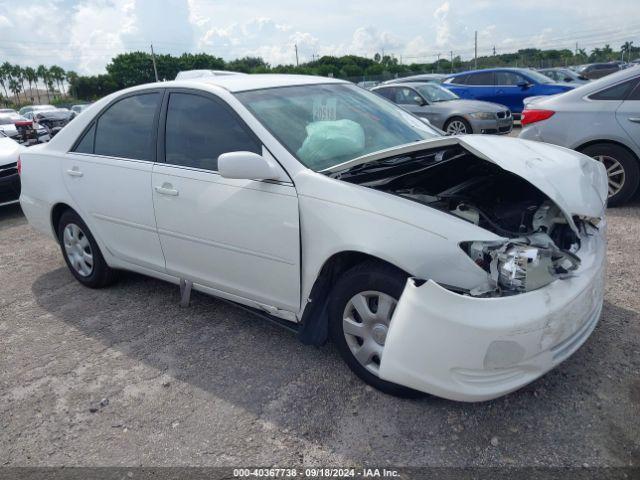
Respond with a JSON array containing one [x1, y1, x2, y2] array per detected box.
[[1, 194, 639, 468]]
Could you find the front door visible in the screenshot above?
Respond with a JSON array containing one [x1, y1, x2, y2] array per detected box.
[[151, 90, 301, 312], [616, 79, 640, 151], [62, 91, 166, 271]]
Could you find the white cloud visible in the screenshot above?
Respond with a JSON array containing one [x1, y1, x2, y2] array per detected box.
[[433, 1, 451, 47]]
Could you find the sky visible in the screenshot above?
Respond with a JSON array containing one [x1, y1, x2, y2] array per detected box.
[[0, 0, 638, 75]]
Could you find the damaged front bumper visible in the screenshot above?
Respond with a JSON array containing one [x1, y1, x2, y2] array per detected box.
[[379, 227, 605, 402]]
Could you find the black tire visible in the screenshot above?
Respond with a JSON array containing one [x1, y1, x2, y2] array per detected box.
[[57, 209, 118, 288], [580, 143, 640, 206], [444, 116, 472, 135], [328, 260, 423, 398]]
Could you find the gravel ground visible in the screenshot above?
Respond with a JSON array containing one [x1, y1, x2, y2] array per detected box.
[[1, 192, 639, 468]]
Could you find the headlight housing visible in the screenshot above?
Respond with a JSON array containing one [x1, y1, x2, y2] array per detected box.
[[461, 233, 580, 295], [468, 111, 496, 120]]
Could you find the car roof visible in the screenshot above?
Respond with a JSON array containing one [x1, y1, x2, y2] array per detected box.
[[160, 74, 348, 93], [373, 82, 437, 89], [448, 67, 533, 77]]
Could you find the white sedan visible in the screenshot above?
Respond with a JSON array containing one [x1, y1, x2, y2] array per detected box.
[[19, 74, 608, 401]]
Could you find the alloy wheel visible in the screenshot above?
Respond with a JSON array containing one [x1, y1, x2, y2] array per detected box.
[[593, 154, 626, 198], [446, 120, 468, 135], [342, 290, 398, 377], [63, 223, 94, 277]]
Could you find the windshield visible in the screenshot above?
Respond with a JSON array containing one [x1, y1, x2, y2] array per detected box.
[[414, 83, 459, 102], [236, 84, 439, 171], [524, 70, 554, 84]]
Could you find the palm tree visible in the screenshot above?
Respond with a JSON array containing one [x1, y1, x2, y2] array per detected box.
[[621, 41, 634, 63], [37, 65, 51, 103], [24, 66, 39, 103], [0, 65, 10, 106], [1, 62, 13, 104], [49, 65, 66, 98], [12, 65, 28, 103], [8, 78, 21, 104], [66, 70, 79, 99]]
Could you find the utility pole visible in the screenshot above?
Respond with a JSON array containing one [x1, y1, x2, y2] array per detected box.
[[493, 45, 496, 56], [450, 51, 453, 72], [474, 31, 478, 69], [295, 44, 299, 67], [436, 52, 441, 73], [150, 44, 159, 82]]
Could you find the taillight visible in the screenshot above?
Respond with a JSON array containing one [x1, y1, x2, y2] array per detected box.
[[17, 155, 21, 175], [521, 109, 555, 126]]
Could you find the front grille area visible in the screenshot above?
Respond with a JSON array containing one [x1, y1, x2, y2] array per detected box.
[[496, 110, 511, 119]]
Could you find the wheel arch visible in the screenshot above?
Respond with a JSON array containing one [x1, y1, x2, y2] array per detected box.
[[297, 250, 409, 346], [575, 139, 640, 164], [50, 202, 76, 241]]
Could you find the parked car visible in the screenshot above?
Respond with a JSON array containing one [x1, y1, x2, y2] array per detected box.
[[520, 66, 640, 205], [70, 104, 91, 119], [0, 131, 24, 207], [175, 70, 246, 80], [372, 82, 512, 135], [18, 104, 55, 116], [442, 68, 575, 114], [24, 108, 72, 137], [538, 68, 590, 85], [0, 108, 17, 115], [356, 80, 379, 89], [20, 74, 607, 402], [577, 63, 620, 80], [0, 112, 50, 144], [382, 73, 447, 85]]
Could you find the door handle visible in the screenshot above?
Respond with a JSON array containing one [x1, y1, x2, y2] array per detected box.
[[154, 184, 179, 196], [66, 168, 83, 177], [629, 117, 640, 124]]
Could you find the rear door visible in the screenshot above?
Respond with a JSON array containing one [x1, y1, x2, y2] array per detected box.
[[62, 90, 166, 271], [616, 77, 640, 150], [463, 71, 495, 102], [494, 71, 528, 111], [151, 89, 301, 313]]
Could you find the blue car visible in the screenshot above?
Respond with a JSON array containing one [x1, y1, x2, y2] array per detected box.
[[441, 68, 575, 114]]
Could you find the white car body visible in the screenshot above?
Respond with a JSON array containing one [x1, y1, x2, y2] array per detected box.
[[0, 133, 25, 206], [19, 75, 608, 401], [175, 69, 246, 80]]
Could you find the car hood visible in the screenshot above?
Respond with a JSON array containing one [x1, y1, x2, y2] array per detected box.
[[324, 135, 607, 232], [0, 136, 24, 167], [429, 99, 507, 113]]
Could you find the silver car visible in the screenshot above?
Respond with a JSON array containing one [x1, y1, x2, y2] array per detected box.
[[372, 82, 512, 135], [382, 73, 447, 85], [519, 66, 640, 205]]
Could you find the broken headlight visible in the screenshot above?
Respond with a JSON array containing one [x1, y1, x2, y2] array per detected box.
[[461, 233, 581, 295]]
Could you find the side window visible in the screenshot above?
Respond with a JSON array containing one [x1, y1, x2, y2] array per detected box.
[[375, 88, 396, 102], [94, 93, 160, 160], [590, 78, 639, 101], [466, 72, 494, 85], [495, 72, 525, 86], [164, 92, 261, 171], [73, 123, 96, 154], [449, 74, 468, 85], [627, 81, 640, 100], [396, 88, 419, 104]]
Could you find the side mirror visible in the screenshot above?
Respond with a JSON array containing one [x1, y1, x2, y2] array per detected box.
[[218, 151, 279, 180], [517, 81, 531, 89], [413, 95, 426, 106], [564, 77, 573, 82]]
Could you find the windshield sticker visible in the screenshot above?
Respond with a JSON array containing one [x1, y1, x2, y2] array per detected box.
[[313, 97, 337, 121]]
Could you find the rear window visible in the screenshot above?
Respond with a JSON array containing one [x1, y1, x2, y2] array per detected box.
[[466, 72, 494, 85], [590, 78, 639, 100]]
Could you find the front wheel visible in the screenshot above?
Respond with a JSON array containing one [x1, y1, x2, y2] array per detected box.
[[444, 117, 472, 135], [328, 261, 423, 398], [581, 143, 639, 206]]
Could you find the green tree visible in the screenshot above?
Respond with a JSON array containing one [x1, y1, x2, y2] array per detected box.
[[24, 66, 39, 103], [0, 63, 11, 105], [48, 65, 66, 97], [8, 77, 21, 104], [37, 65, 51, 103]]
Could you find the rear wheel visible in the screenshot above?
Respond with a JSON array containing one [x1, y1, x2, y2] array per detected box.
[[444, 117, 472, 135], [328, 260, 423, 398], [57, 210, 118, 288], [580, 143, 639, 206]]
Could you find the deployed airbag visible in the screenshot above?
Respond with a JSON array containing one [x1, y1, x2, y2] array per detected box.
[[297, 119, 365, 170]]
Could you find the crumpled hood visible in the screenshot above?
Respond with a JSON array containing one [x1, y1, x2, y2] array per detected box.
[[324, 135, 607, 232], [459, 135, 607, 223]]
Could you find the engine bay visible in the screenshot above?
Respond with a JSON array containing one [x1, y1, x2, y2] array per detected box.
[[331, 145, 589, 296]]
